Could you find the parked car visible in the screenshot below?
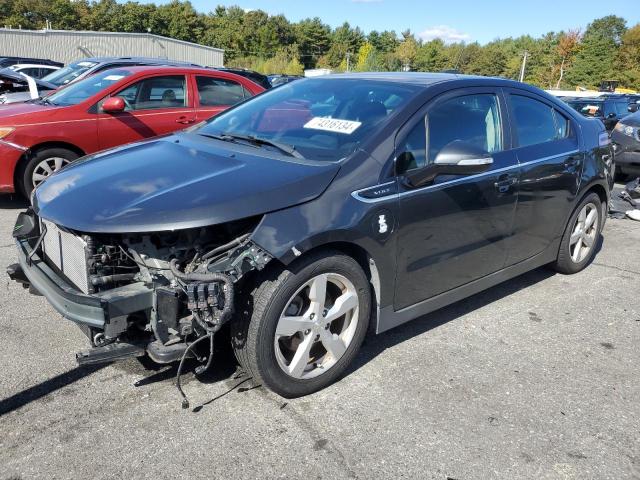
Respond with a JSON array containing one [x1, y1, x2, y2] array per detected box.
[[0, 68, 57, 104], [0, 66, 264, 196], [268, 74, 303, 87], [0, 57, 63, 69], [8, 73, 612, 400], [8, 63, 61, 79], [41, 56, 202, 88], [215, 68, 272, 90], [565, 95, 638, 131], [611, 111, 640, 179]]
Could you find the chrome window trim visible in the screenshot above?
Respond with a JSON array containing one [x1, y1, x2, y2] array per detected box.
[[351, 149, 580, 203]]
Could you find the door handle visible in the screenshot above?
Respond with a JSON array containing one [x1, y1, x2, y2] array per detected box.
[[176, 116, 195, 125], [564, 156, 582, 167], [494, 174, 518, 194]]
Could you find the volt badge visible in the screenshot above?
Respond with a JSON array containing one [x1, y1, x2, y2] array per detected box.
[[371, 209, 393, 240]]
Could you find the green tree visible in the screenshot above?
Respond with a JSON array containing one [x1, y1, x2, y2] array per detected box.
[[566, 15, 627, 88], [617, 24, 640, 89], [294, 17, 331, 68]]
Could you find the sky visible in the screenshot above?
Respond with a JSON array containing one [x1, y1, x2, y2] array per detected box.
[[134, 0, 640, 44]]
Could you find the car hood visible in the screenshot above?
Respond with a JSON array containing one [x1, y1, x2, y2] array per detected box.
[[620, 112, 640, 127], [33, 133, 341, 233], [0, 68, 56, 90]]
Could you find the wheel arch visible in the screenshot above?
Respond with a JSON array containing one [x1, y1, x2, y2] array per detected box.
[[14, 141, 86, 188], [278, 241, 382, 333]]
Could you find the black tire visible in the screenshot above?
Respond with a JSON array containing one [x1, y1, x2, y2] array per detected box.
[[552, 192, 602, 274], [231, 250, 371, 398], [19, 147, 79, 198]]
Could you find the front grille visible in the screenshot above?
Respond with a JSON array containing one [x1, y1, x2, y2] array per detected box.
[[41, 219, 90, 293]]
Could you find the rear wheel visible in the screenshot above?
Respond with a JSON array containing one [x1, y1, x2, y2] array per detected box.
[[553, 193, 602, 274], [19, 147, 79, 197], [232, 251, 371, 398]]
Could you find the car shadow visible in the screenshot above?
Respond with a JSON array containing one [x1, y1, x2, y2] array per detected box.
[[0, 193, 28, 210], [345, 265, 557, 377]]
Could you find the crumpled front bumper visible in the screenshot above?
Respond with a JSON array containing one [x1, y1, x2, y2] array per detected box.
[[9, 237, 153, 330]]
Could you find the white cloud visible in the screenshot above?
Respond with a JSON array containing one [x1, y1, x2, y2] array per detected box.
[[418, 25, 471, 43]]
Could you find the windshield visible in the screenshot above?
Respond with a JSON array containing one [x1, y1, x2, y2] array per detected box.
[[567, 100, 604, 118], [196, 78, 420, 162], [41, 60, 98, 86], [45, 69, 133, 106]]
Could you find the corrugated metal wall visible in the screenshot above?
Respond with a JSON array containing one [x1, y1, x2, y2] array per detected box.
[[0, 29, 224, 66]]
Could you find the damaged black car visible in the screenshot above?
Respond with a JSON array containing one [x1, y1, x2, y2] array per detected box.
[[8, 73, 613, 401]]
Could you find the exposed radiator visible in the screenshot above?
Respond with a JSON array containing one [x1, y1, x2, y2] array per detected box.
[[41, 219, 90, 293]]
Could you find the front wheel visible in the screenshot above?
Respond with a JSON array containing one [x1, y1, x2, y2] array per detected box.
[[552, 192, 602, 274], [232, 251, 371, 398], [19, 147, 79, 197]]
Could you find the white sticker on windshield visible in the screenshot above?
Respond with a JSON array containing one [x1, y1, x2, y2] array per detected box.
[[104, 75, 124, 81], [304, 117, 362, 135]]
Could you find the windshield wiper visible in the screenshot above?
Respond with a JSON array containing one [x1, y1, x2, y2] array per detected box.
[[201, 132, 304, 159]]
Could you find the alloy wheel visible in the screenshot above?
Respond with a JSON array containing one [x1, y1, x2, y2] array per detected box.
[[569, 202, 598, 263], [32, 157, 71, 188], [274, 273, 360, 380]]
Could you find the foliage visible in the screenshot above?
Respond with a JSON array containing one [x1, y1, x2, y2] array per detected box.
[[1, 2, 639, 89]]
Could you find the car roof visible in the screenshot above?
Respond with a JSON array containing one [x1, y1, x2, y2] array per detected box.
[[10, 64, 60, 69], [76, 56, 201, 66], [108, 65, 248, 75], [320, 72, 528, 88]]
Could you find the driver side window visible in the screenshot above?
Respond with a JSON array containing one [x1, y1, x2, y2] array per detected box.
[[397, 93, 502, 174]]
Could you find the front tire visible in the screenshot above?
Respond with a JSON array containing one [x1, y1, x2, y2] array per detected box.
[[19, 147, 79, 197], [552, 192, 602, 274], [232, 251, 371, 398]]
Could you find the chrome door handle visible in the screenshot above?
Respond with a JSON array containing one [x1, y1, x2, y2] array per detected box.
[[494, 174, 518, 193], [176, 117, 195, 125]]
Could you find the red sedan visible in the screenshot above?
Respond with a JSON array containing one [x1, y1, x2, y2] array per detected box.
[[0, 66, 265, 196]]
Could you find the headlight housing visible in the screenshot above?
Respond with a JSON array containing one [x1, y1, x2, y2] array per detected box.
[[614, 122, 638, 139], [0, 127, 15, 139]]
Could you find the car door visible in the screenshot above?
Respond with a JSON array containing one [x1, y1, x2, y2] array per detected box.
[[193, 75, 254, 121], [394, 88, 519, 310], [503, 89, 582, 266], [97, 74, 195, 150]]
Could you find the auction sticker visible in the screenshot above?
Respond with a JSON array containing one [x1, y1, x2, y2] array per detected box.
[[304, 117, 362, 135]]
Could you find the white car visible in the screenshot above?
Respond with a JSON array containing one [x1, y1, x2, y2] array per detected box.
[[8, 63, 60, 79]]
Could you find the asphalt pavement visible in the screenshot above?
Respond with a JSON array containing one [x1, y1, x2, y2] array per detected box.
[[0, 192, 638, 480]]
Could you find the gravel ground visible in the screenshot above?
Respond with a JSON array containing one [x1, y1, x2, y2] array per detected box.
[[0, 193, 638, 480]]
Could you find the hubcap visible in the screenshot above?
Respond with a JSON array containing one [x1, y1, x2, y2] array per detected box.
[[569, 202, 598, 263], [274, 273, 359, 380], [32, 157, 70, 188]]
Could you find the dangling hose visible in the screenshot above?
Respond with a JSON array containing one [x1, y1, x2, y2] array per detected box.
[[170, 260, 234, 409], [175, 332, 214, 409]]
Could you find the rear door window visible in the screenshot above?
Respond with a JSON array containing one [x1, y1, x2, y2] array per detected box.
[[511, 95, 564, 147], [196, 76, 245, 106]]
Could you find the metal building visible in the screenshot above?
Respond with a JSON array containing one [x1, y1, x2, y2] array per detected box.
[[0, 28, 224, 66]]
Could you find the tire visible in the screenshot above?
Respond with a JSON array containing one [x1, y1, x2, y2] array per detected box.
[[231, 250, 371, 398], [19, 147, 79, 198], [552, 192, 602, 274]]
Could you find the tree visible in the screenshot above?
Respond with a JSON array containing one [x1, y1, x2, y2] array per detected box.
[[617, 24, 640, 89], [294, 17, 331, 68], [395, 30, 418, 70], [566, 15, 627, 88], [414, 39, 447, 72], [554, 29, 581, 88]]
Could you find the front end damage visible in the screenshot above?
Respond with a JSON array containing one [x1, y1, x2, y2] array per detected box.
[[8, 209, 272, 405]]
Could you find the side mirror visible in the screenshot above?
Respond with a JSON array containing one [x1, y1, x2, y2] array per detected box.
[[629, 103, 639, 113], [102, 96, 126, 113], [402, 140, 493, 189]]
